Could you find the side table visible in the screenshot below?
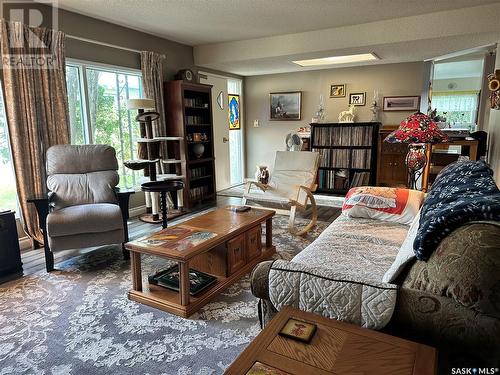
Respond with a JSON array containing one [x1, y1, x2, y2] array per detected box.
[[226, 306, 437, 374], [141, 180, 184, 229]]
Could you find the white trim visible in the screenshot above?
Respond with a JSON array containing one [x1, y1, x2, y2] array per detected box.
[[129, 204, 147, 218], [19, 236, 32, 251]]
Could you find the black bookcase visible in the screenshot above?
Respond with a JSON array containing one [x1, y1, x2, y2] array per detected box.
[[311, 122, 380, 195]]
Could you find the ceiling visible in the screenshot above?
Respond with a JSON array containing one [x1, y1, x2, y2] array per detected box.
[[56, 0, 499, 46], [434, 60, 485, 79]]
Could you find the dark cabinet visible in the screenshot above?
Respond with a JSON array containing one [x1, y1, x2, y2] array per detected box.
[[377, 126, 408, 187], [0, 211, 22, 281]]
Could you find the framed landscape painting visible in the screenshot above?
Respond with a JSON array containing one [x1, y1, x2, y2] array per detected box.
[[383, 96, 420, 111], [270, 91, 302, 120]]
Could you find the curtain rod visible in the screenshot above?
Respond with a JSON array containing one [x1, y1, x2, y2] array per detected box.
[[66, 34, 166, 58]]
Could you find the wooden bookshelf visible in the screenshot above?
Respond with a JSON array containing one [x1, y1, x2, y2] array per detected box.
[[311, 122, 380, 194], [164, 81, 216, 209]]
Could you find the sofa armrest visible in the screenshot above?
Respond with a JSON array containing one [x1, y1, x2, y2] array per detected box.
[[390, 287, 500, 366], [261, 260, 398, 329], [251, 260, 274, 300]]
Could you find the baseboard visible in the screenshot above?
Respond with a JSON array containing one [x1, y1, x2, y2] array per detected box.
[[129, 205, 147, 218], [19, 236, 32, 251]]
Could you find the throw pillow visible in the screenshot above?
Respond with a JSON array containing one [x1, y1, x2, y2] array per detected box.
[[342, 186, 425, 225], [382, 210, 420, 283]]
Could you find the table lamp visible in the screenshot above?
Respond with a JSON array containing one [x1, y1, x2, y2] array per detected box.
[[384, 112, 448, 190]]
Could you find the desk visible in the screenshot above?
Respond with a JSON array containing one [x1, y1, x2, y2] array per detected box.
[[422, 138, 479, 191]]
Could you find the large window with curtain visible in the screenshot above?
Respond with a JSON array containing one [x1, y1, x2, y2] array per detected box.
[[0, 83, 18, 212], [432, 91, 479, 127], [65, 60, 143, 188]]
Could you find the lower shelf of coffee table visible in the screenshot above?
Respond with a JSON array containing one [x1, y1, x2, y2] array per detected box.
[[128, 245, 276, 317]]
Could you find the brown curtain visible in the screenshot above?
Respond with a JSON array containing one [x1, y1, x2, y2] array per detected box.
[[0, 20, 70, 244], [140, 51, 167, 171]]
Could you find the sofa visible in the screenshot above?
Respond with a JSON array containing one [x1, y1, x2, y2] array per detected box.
[[251, 161, 500, 368]]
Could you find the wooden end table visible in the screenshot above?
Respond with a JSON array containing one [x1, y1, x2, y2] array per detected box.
[[226, 306, 437, 375], [125, 206, 275, 317]]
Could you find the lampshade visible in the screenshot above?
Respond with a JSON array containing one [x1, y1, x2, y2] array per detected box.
[[127, 98, 155, 110], [385, 112, 448, 144]]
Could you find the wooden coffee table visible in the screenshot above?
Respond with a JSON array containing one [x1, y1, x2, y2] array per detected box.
[[125, 206, 275, 317], [226, 306, 437, 375]]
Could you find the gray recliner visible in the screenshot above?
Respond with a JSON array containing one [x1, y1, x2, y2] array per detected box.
[[29, 144, 134, 272]]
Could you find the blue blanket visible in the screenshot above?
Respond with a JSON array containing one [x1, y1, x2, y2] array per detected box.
[[413, 160, 500, 261]]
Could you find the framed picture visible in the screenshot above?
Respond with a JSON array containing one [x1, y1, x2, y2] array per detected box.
[[278, 318, 317, 343], [269, 91, 301, 120], [228, 94, 240, 130], [383, 96, 421, 111], [330, 84, 346, 98], [349, 92, 366, 106]]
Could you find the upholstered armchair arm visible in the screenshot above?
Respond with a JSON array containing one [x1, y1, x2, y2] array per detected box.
[[27, 191, 56, 227], [390, 287, 500, 365], [114, 187, 134, 242]]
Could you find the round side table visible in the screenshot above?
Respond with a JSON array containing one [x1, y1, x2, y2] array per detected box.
[[141, 180, 184, 229]]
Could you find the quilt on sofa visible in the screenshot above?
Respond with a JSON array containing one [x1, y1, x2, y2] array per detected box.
[[292, 214, 408, 280], [267, 214, 408, 329]]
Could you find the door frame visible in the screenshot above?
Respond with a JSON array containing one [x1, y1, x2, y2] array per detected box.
[[198, 71, 246, 188]]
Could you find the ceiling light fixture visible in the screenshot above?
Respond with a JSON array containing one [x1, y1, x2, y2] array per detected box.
[[292, 53, 379, 67]]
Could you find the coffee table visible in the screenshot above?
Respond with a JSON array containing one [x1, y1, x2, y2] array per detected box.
[[226, 306, 437, 374], [125, 206, 275, 317]]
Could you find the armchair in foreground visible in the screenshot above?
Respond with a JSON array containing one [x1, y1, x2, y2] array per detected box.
[[28, 145, 134, 272]]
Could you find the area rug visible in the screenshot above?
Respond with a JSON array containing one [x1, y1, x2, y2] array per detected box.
[[217, 184, 345, 208], [0, 213, 338, 375]]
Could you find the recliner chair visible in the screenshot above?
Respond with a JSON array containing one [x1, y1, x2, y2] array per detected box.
[[29, 144, 134, 272]]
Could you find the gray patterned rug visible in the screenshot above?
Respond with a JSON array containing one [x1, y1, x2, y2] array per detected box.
[[0, 214, 338, 375]]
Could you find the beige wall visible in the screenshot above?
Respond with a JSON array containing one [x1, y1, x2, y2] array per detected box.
[[244, 62, 424, 176], [488, 48, 500, 186]]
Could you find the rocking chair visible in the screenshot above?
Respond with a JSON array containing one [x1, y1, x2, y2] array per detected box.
[[242, 151, 320, 236]]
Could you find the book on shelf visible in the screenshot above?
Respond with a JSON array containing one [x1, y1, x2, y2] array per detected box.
[[318, 169, 348, 190], [350, 172, 371, 188], [312, 125, 373, 147]]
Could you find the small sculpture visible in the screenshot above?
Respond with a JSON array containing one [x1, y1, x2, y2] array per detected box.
[[338, 104, 356, 123], [255, 165, 270, 184]]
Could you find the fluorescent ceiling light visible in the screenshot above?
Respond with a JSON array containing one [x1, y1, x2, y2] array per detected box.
[[293, 53, 379, 67]]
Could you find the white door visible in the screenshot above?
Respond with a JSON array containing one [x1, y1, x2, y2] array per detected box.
[[200, 74, 231, 191]]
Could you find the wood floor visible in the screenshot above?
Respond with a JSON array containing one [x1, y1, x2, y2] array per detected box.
[[11, 195, 340, 279]]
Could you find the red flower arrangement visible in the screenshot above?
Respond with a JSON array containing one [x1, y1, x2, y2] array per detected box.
[[385, 112, 448, 144]]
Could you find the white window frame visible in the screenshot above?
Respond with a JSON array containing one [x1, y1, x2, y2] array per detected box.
[[66, 58, 143, 145]]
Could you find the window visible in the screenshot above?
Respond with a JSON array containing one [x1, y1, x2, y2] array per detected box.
[[66, 61, 143, 187], [432, 91, 479, 127], [228, 78, 244, 186], [0, 83, 18, 212]]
